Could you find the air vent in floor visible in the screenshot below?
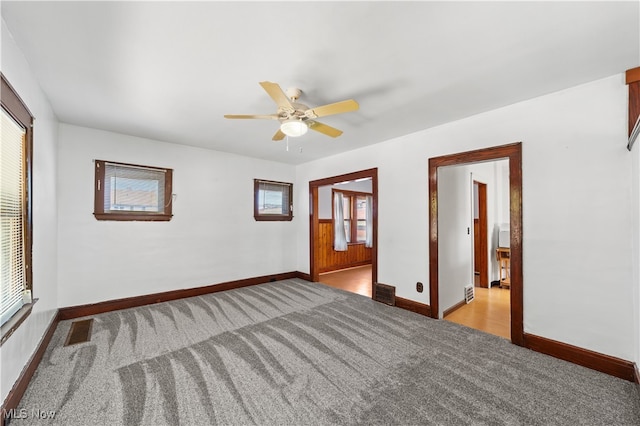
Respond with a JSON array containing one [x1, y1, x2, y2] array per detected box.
[[465, 284, 475, 304], [64, 318, 94, 346], [373, 283, 396, 306]]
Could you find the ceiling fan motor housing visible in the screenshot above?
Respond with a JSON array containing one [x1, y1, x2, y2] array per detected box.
[[285, 87, 302, 101]]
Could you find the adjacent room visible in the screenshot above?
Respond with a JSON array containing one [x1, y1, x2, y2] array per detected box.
[[1, 1, 640, 424]]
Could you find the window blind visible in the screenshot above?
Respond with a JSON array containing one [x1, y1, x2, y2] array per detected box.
[[258, 181, 290, 215], [1, 109, 26, 325], [104, 163, 165, 213]]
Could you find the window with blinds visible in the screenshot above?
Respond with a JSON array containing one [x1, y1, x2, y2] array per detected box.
[[1, 106, 28, 326], [253, 179, 293, 221], [94, 160, 173, 221]]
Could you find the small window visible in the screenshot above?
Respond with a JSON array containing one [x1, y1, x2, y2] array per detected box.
[[94, 160, 173, 221], [254, 179, 293, 221]]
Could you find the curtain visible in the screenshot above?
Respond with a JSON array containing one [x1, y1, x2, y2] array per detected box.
[[333, 192, 348, 251], [365, 195, 373, 248]]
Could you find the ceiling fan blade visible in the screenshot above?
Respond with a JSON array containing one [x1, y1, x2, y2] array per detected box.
[[308, 121, 343, 138], [224, 114, 279, 120], [272, 129, 286, 141], [305, 99, 359, 119], [259, 81, 294, 111]]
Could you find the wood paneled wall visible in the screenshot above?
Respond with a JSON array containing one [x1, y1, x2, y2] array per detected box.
[[317, 220, 372, 273]]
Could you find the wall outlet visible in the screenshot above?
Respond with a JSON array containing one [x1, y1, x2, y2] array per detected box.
[[416, 282, 423, 293]]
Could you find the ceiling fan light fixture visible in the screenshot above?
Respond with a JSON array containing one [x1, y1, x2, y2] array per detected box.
[[280, 119, 308, 137]]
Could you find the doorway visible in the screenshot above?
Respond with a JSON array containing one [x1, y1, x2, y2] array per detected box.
[[428, 143, 523, 346], [309, 169, 378, 298]]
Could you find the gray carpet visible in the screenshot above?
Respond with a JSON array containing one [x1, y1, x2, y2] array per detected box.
[[12, 279, 640, 425]]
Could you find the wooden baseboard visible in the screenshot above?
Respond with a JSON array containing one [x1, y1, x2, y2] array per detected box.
[[395, 296, 431, 317], [634, 363, 640, 384], [1, 310, 61, 425], [523, 333, 636, 382], [443, 299, 466, 318], [59, 271, 299, 320], [295, 271, 312, 281]]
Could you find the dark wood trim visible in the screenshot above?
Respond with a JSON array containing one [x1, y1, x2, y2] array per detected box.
[[626, 66, 640, 84], [93, 159, 174, 222], [0, 310, 60, 425], [310, 185, 319, 281], [1, 74, 34, 295], [475, 181, 489, 287], [58, 271, 298, 320], [309, 168, 378, 293], [442, 299, 466, 318], [318, 218, 332, 224], [627, 67, 640, 147], [627, 81, 639, 139], [295, 271, 312, 281], [395, 296, 431, 317], [1, 73, 34, 124], [309, 169, 376, 188], [0, 300, 37, 346], [523, 333, 636, 382], [634, 363, 640, 384], [429, 142, 523, 347], [93, 213, 173, 221]]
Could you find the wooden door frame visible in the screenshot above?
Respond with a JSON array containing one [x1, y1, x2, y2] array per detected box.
[[473, 180, 489, 288], [429, 143, 523, 346], [309, 168, 378, 296]]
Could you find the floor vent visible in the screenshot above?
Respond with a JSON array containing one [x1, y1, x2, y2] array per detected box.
[[465, 285, 475, 304], [373, 283, 396, 306], [64, 318, 94, 346]]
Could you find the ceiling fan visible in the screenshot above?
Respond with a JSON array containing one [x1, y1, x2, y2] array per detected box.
[[224, 81, 359, 141]]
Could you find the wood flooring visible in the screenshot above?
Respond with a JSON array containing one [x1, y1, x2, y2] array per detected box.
[[444, 286, 511, 340], [318, 264, 510, 340], [319, 264, 372, 297]]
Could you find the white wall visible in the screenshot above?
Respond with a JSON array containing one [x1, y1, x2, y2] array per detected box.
[[296, 74, 634, 361], [437, 165, 473, 317], [56, 124, 297, 307], [1, 21, 59, 402], [438, 160, 505, 316], [632, 135, 640, 366], [495, 160, 510, 224]]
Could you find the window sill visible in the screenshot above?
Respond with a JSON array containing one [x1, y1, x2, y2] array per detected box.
[[1, 299, 38, 347], [94, 213, 173, 222], [254, 215, 293, 222]]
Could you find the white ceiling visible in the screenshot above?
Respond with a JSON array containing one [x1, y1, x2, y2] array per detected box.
[[2, 1, 638, 165]]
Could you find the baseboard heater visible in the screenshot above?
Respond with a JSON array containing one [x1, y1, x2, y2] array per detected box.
[[373, 283, 396, 306]]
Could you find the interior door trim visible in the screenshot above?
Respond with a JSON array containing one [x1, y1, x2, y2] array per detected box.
[[428, 143, 523, 346], [308, 168, 378, 297]]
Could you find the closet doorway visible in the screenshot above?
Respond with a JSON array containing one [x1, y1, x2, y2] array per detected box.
[[309, 168, 378, 298]]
